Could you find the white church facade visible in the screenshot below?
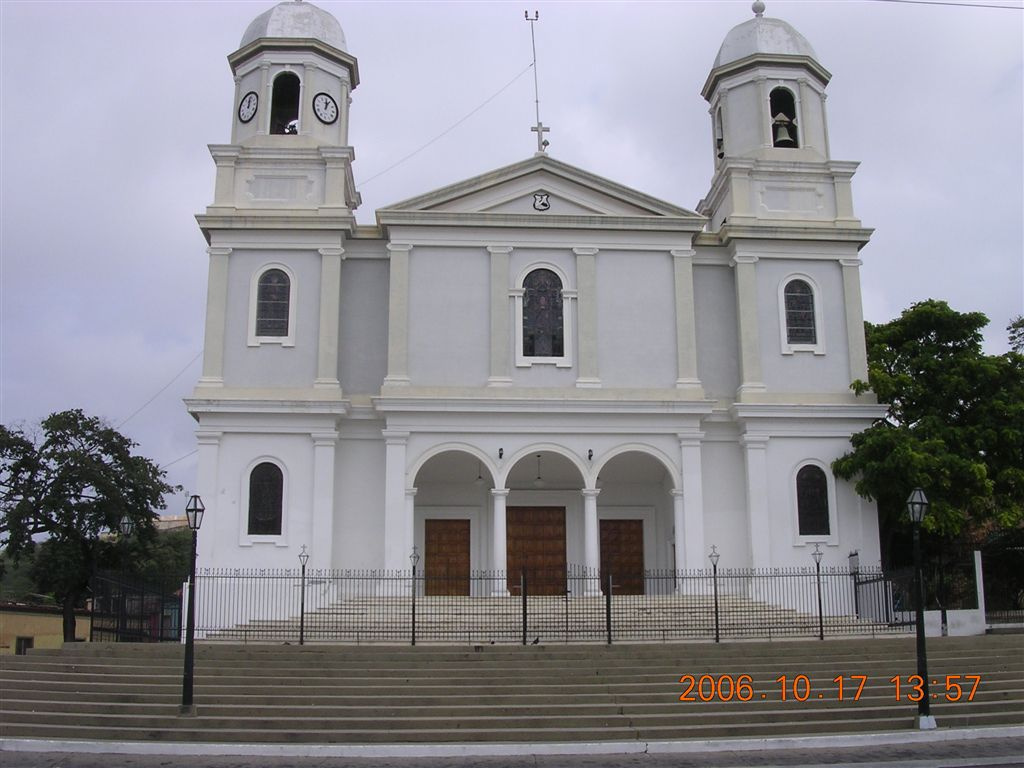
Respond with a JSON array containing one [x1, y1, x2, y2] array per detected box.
[[187, 0, 886, 595]]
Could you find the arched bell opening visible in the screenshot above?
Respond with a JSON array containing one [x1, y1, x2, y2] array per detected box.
[[270, 72, 301, 135], [769, 86, 799, 148]]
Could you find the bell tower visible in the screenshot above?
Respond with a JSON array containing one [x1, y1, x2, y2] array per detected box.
[[203, 0, 361, 220], [698, 1, 861, 233]]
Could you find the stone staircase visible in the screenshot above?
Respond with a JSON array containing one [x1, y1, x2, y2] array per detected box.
[[1, 635, 1021, 744], [203, 593, 907, 644]]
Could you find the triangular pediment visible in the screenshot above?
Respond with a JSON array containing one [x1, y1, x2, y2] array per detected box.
[[377, 155, 703, 228]]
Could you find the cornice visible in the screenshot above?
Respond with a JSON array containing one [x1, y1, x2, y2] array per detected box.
[[373, 394, 715, 416], [377, 210, 705, 234], [228, 38, 359, 87], [701, 53, 831, 101], [185, 397, 351, 417], [196, 212, 356, 244]]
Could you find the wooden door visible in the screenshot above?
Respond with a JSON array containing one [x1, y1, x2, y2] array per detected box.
[[424, 519, 470, 596], [600, 519, 645, 595], [506, 507, 566, 596]]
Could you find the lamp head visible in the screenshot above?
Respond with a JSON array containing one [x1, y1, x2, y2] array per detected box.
[[119, 514, 135, 538], [708, 545, 720, 568], [185, 495, 205, 531], [298, 545, 310, 568], [410, 545, 421, 567], [906, 487, 929, 525], [812, 542, 823, 565]]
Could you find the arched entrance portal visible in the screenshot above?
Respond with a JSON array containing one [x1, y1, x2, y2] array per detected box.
[[594, 450, 677, 595], [413, 449, 494, 597], [504, 451, 585, 595]]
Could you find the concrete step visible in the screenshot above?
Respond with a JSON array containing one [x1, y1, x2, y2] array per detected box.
[[2, 635, 1019, 745]]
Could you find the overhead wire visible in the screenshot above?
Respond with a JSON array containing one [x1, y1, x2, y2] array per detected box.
[[358, 62, 535, 188], [869, 0, 1021, 9], [116, 350, 202, 429]]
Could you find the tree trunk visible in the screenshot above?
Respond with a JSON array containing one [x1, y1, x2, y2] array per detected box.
[[62, 594, 78, 642]]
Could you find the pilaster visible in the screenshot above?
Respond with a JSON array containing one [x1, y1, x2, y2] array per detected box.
[[311, 430, 337, 570], [671, 249, 703, 396], [198, 247, 231, 387], [382, 429, 410, 570], [384, 244, 412, 386], [733, 254, 766, 399], [841, 258, 869, 383], [679, 432, 706, 569], [488, 246, 512, 386], [741, 434, 771, 569], [574, 247, 600, 388], [315, 247, 343, 391]]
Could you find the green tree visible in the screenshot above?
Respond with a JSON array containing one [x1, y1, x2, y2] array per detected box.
[[833, 300, 1024, 561], [0, 410, 177, 640], [1009, 315, 1023, 354]]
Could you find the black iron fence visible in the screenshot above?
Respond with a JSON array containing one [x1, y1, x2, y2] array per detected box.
[[90, 572, 181, 643], [191, 564, 912, 645]]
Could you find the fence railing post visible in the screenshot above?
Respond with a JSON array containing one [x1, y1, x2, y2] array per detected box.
[[521, 569, 527, 646], [605, 571, 613, 645], [411, 565, 417, 647]]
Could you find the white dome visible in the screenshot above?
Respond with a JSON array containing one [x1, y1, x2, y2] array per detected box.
[[241, 1, 347, 51], [713, 9, 817, 69]]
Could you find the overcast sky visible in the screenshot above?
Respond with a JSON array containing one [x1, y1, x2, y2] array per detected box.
[[1, 0, 1021, 517]]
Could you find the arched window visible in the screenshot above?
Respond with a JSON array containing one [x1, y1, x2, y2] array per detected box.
[[270, 72, 300, 135], [248, 462, 283, 536], [784, 279, 816, 345], [522, 268, 564, 358], [715, 106, 725, 159], [769, 87, 799, 148], [256, 269, 290, 337], [796, 465, 829, 536]]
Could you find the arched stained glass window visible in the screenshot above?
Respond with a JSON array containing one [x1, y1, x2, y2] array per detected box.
[[784, 279, 816, 345], [796, 465, 829, 536], [256, 269, 290, 337], [522, 268, 564, 357], [248, 462, 283, 536]]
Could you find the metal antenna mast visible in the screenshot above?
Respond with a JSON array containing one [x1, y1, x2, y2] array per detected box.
[[525, 11, 549, 154]]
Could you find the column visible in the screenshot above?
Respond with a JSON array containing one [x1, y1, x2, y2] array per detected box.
[[210, 147, 239, 207], [581, 488, 601, 595], [741, 435, 771, 569], [487, 247, 512, 386], [198, 247, 231, 387], [382, 429, 410, 570], [491, 489, 510, 595], [679, 433, 706, 569], [315, 248, 343, 390], [259, 63, 271, 135], [671, 249, 703, 394], [384, 244, 412, 386], [733, 254, 766, 398], [310, 431, 337, 570], [841, 258, 870, 383], [574, 248, 601, 387]]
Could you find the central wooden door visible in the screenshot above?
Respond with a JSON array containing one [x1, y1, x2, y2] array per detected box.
[[424, 518, 470, 596], [600, 519, 645, 595], [506, 507, 566, 596]]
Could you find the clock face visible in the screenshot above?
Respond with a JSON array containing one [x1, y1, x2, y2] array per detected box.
[[238, 91, 258, 123], [313, 92, 338, 124]]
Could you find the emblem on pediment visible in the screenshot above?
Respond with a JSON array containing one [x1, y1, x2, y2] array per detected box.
[[532, 192, 551, 211]]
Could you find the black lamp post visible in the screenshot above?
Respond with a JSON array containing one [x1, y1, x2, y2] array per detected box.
[[907, 487, 936, 729], [298, 545, 309, 646], [180, 494, 204, 715], [410, 546, 420, 647], [708, 545, 721, 644], [848, 550, 861, 619], [812, 543, 824, 641], [118, 515, 135, 642]]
